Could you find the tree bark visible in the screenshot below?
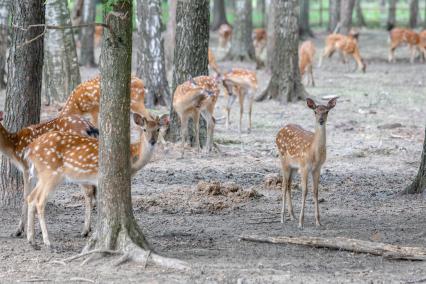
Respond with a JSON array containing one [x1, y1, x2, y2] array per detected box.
[[257, 0, 266, 28], [299, 0, 313, 37], [167, 0, 209, 145], [340, 0, 356, 35], [136, 0, 170, 108], [86, 0, 150, 253], [257, 0, 306, 103], [225, 0, 255, 61], [266, 0, 275, 70], [165, 0, 176, 72], [403, 127, 426, 194], [0, 0, 44, 208], [409, 0, 419, 28], [71, 0, 84, 25], [80, 0, 97, 67], [211, 0, 229, 31], [43, 0, 81, 105], [0, 0, 9, 90], [354, 0, 366, 27], [328, 0, 341, 32], [387, 0, 397, 30]]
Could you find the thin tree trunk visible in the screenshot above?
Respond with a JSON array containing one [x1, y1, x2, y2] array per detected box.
[[167, 0, 209, 145], [256, 0, 307, 103], [0, 0, 9, 90], [0, 0, 44, 208], [355, 0, 366, 27], [328, 0, 341, 32], [409, 0, 419, 28], [136, 0, 170, 108], [211, 0, 229, 31], [257, 0, 266, 28], [80, 0, 97, 67], [387, 0, 397, 30], [299, 0, 314, 37], [403, 127, 426, 194], [225, 0, 255, 61], [266, 0, 275, 70], [165, 0, 176, 72], [340, 0, 356, 35], [43, 0, 81, 105], [71, 0, 84, 25]]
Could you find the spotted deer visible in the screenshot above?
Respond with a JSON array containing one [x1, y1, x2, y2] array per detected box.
[[0, 111, 99, 237], [25, 113, 169, 248], [318, 33, 366, 72], [299, 40, 316, 87], [173, 76, 219, 157], [218, 23, 232, 49], [60, 75, 151, 127], [208, 48, 221, 74], [252, 28, 267, 69], [275, 97, 337, 228], [388, 28, 426, 63], [222, 68, 258, 133]]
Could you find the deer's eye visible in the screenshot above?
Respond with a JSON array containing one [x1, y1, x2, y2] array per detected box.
[[157, 128, 160, 132], [143, 129, 147, 132]]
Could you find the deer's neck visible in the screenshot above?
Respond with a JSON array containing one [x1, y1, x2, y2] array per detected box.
[[313, 123, 327, 156], [0, 123, 21, 166], [130, 134, 155, 175]]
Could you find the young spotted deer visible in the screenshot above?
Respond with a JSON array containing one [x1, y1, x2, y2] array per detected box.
[[60, 75, 151, 127], [388, 28, 426, 63], [173, 76, 219, 157], [299, 40, 316, 86], [25, 113, 169, 248], [318, 34, 366, 72], [276, 98, 337, 228], [222, 68, 258, 133], [0, 112, 98, 237]]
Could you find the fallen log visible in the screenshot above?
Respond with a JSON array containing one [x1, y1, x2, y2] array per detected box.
[[240, 235, 426, 260]]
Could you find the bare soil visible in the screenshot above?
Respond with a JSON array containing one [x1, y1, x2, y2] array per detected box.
[[0, 30, 426, 283]]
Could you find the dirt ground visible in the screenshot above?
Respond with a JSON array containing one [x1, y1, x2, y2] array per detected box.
[[0, 29, 426, 283]]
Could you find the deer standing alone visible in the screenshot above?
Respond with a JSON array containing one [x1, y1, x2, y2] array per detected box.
[[299, 40, 316, 87], [0, 112, 98, 237], [173, 76, 219, 157], [388, 28, 426, 63], [25, 113, 169, 248], [275, 98, 337, 228]]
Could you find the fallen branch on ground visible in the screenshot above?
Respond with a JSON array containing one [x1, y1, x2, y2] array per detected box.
[[240, 235, 426, 260]]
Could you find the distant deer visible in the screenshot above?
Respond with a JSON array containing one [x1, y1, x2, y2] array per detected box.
[[218, 23, 232, 49], [0, 111, 98, 237], [208, 48, 221, 74], [173, 76, 219, 157], [318, 33, 366, 72], [275, 97, 337, 228], [25, 113, 169, 248], [222, 68, 258, 133], [388, 28, 426, 63], [252, 28, 267, 69], [299, 40, 316, 86], [60, 75, 151, 127]]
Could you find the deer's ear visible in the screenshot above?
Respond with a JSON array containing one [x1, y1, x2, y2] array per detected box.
[[133, 113, 146, 126], [306, 98, 316, 110], [327, 97, 338, 109]]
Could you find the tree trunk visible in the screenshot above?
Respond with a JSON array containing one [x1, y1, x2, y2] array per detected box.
[[71, 0, 84, 25], [225, 0, 255, 61], [0, 0, 9, 90], [266, 0, 275, 70], [340, 0, 355, 35], [299, 0, 314, 37], [387, 0, 397, 30], [257, 0, 266, 28], [80, 0, 97, 67], [43, 0, 81, 105], [167, 0, 209, 145], [256, 0, 307, 103], [404, 127, 426, 194], [86, 0, 150, 253], [354, 0, 366, 27], [328, 0, 341, 32], [211, 0, 229, 31], [0, 0, 44, 208], [136, 0, 170, 108], [165, 0, 176, 72], [409, 0, 419, 28]]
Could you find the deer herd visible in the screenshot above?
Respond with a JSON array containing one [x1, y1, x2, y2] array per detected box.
[[0, 24, 423, 248]]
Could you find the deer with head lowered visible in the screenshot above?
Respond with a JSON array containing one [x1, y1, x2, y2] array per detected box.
[[173, 76, 219, 158], [25, 113, 169, 248], [60, 75, 152, 127], [275, 97, 337, 228], [0, 111, 99, 237]]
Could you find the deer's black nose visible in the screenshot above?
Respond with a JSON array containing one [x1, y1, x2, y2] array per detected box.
[[149, 138, 156, 145]]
